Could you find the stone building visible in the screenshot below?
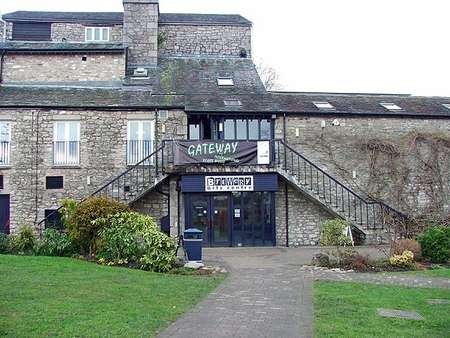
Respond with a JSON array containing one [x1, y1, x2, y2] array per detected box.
[[0, 0, 449, 247]]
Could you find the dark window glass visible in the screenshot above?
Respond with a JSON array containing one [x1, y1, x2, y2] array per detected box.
[[12, 22, 51, 41], [248, 119, 259, 140], [236, 119, 247, 140], [224, 119, 235, 140], [0, 175, 3, 190], [44, 210, 64, 230], [260, 119, 272, 139], [46, 176, 64, 190]]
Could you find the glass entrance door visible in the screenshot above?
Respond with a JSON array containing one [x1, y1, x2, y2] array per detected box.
[[0, 195, 10, 234], [186, 194, 231, 247]]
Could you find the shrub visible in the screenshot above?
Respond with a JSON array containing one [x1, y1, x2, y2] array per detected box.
[[347, 254, 371, 272], [36, 229, 76, 257], [418, 225, 450, 263], [0, 233, 10, 254], [389, 250, 415, 268], [320, 219, 353, 246], [9, 225, 37, 255], [97, 212, 176, 272], [392, 239, 422, 261], [312, 253, 331, 267], [62, 197, 129, 256]]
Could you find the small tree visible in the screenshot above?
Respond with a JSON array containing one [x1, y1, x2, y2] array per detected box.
[[255, 60, 282, 91]]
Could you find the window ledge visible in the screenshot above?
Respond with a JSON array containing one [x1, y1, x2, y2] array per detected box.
[[0, 166, 12, 170], [52, 165, 82, 169]]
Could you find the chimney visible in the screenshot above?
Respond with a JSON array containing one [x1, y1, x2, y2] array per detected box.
[[123, 0, 159, 73]]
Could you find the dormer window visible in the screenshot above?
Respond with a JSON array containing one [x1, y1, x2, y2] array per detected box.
[[380, 102, 402, 111], [313, 101, 335, 110], [442, 104, 450, 110], [217, 78, 234, 86], [85, 27, 110, 42]]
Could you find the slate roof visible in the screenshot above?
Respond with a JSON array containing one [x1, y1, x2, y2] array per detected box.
[[0, 42, 125, 53], [185, 93, 450, 117], [2, 11, 252, 26], [0, 86, 184, 109]]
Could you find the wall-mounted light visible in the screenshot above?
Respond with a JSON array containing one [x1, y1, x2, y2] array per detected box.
[[218, 122, 224, 132], [321, 120, 326, 129], [352, 170, 357, 179], [295, 128, 300, 137], [161, 124, 166, 133], [87, 176, 91, 186]]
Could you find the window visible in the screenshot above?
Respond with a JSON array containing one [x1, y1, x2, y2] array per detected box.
[[217, 78, 234, 86], [236, 119, 248, 140], [54, 121, 80, 166], [313, 101, 335, 110], [442, 104, 450, 110], [127, 120, 155, 165], [260, 119, 271, 139], [380, 102, 402, 111], [46, 176, 64, 190], [224, 99, 242, 106], [44, 210, 64, 230], [85, 27, 110, 42], [223, 119, 235, 140], [220, 118, 273, 140], [0, 122, 11, 166], [0, 175, 3, 190]]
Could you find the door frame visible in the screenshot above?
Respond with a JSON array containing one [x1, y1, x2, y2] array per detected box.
[[185, 193, 232, 247]]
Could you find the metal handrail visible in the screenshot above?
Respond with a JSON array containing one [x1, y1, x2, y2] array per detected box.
[[274, 139, 408, 229]]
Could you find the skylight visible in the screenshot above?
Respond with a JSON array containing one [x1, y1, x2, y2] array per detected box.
[[217, 78, 234, 86], [313, 101, 335, 110], [380, 102, 402, 111], [224, 99, 242, 106], [442, 103, 450, 110]]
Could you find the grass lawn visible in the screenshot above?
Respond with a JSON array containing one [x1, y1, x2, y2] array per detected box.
[[0, 255, 224, 337], [314, 281, 450, 338], [400, 267, 450, 279]]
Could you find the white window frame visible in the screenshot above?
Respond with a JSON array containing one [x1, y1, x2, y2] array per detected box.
[[313, 101, 335, 110], [85, 27, 110, 42], [380, 102, 402, 111], [53, 121, 80, 166], [0, 122, 11, 166], [217, 78, 234, 86], [127, 120, 155, 165]]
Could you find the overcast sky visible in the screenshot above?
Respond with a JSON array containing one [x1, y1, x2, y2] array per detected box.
[[1, 0, 449, 96]]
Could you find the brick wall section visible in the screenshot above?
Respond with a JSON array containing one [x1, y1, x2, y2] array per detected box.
[[275, 115, 450, 218], [276, 179, 334, 246], [2, 53, 125, 83], [51, 23, 123, 42], [0, 108, 187, 233], [159, 24, 252, 58]]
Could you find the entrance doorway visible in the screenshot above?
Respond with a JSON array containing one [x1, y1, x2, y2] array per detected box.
[[0, 194, 10, 234], [186, 194, 231, 247], [185, 192, 276, 247]]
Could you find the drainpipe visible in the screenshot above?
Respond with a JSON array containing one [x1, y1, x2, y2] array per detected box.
[[283, 113, 289, 247], [0, 51, 5, 84]]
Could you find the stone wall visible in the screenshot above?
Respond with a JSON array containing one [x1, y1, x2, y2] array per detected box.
[[0, 108, 188, 233], [51, 23, 123, 42], [275, 115, 450, 220], [123, 0, 159, 68], [2, 53, 125, 83], [0, 20, 4, 41], [276, 179, 334, 247], [159, 24, 252, 58]]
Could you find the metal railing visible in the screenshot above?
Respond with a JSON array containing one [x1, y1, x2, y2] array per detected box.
[[0, 141, 10, 166], [273, 139, 407, 230], [54, 141, 79, 166], [127, 140, 154, 165]]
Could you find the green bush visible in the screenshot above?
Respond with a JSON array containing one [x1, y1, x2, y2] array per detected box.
[[320, 219, 353, 246], [61, 197, 129, 256], [0, 233, 10, 254], [9, 225, 37, 255], [97, 212, 176, 272], [37, 229, 76, 257], [418, 226, 450, 263]]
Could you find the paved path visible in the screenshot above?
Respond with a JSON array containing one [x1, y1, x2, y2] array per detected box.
[[157, 247, 449, 338]]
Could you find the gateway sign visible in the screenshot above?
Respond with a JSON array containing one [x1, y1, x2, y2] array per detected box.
[[174, 140, 271, 165], [205, 176, 254, 192]]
